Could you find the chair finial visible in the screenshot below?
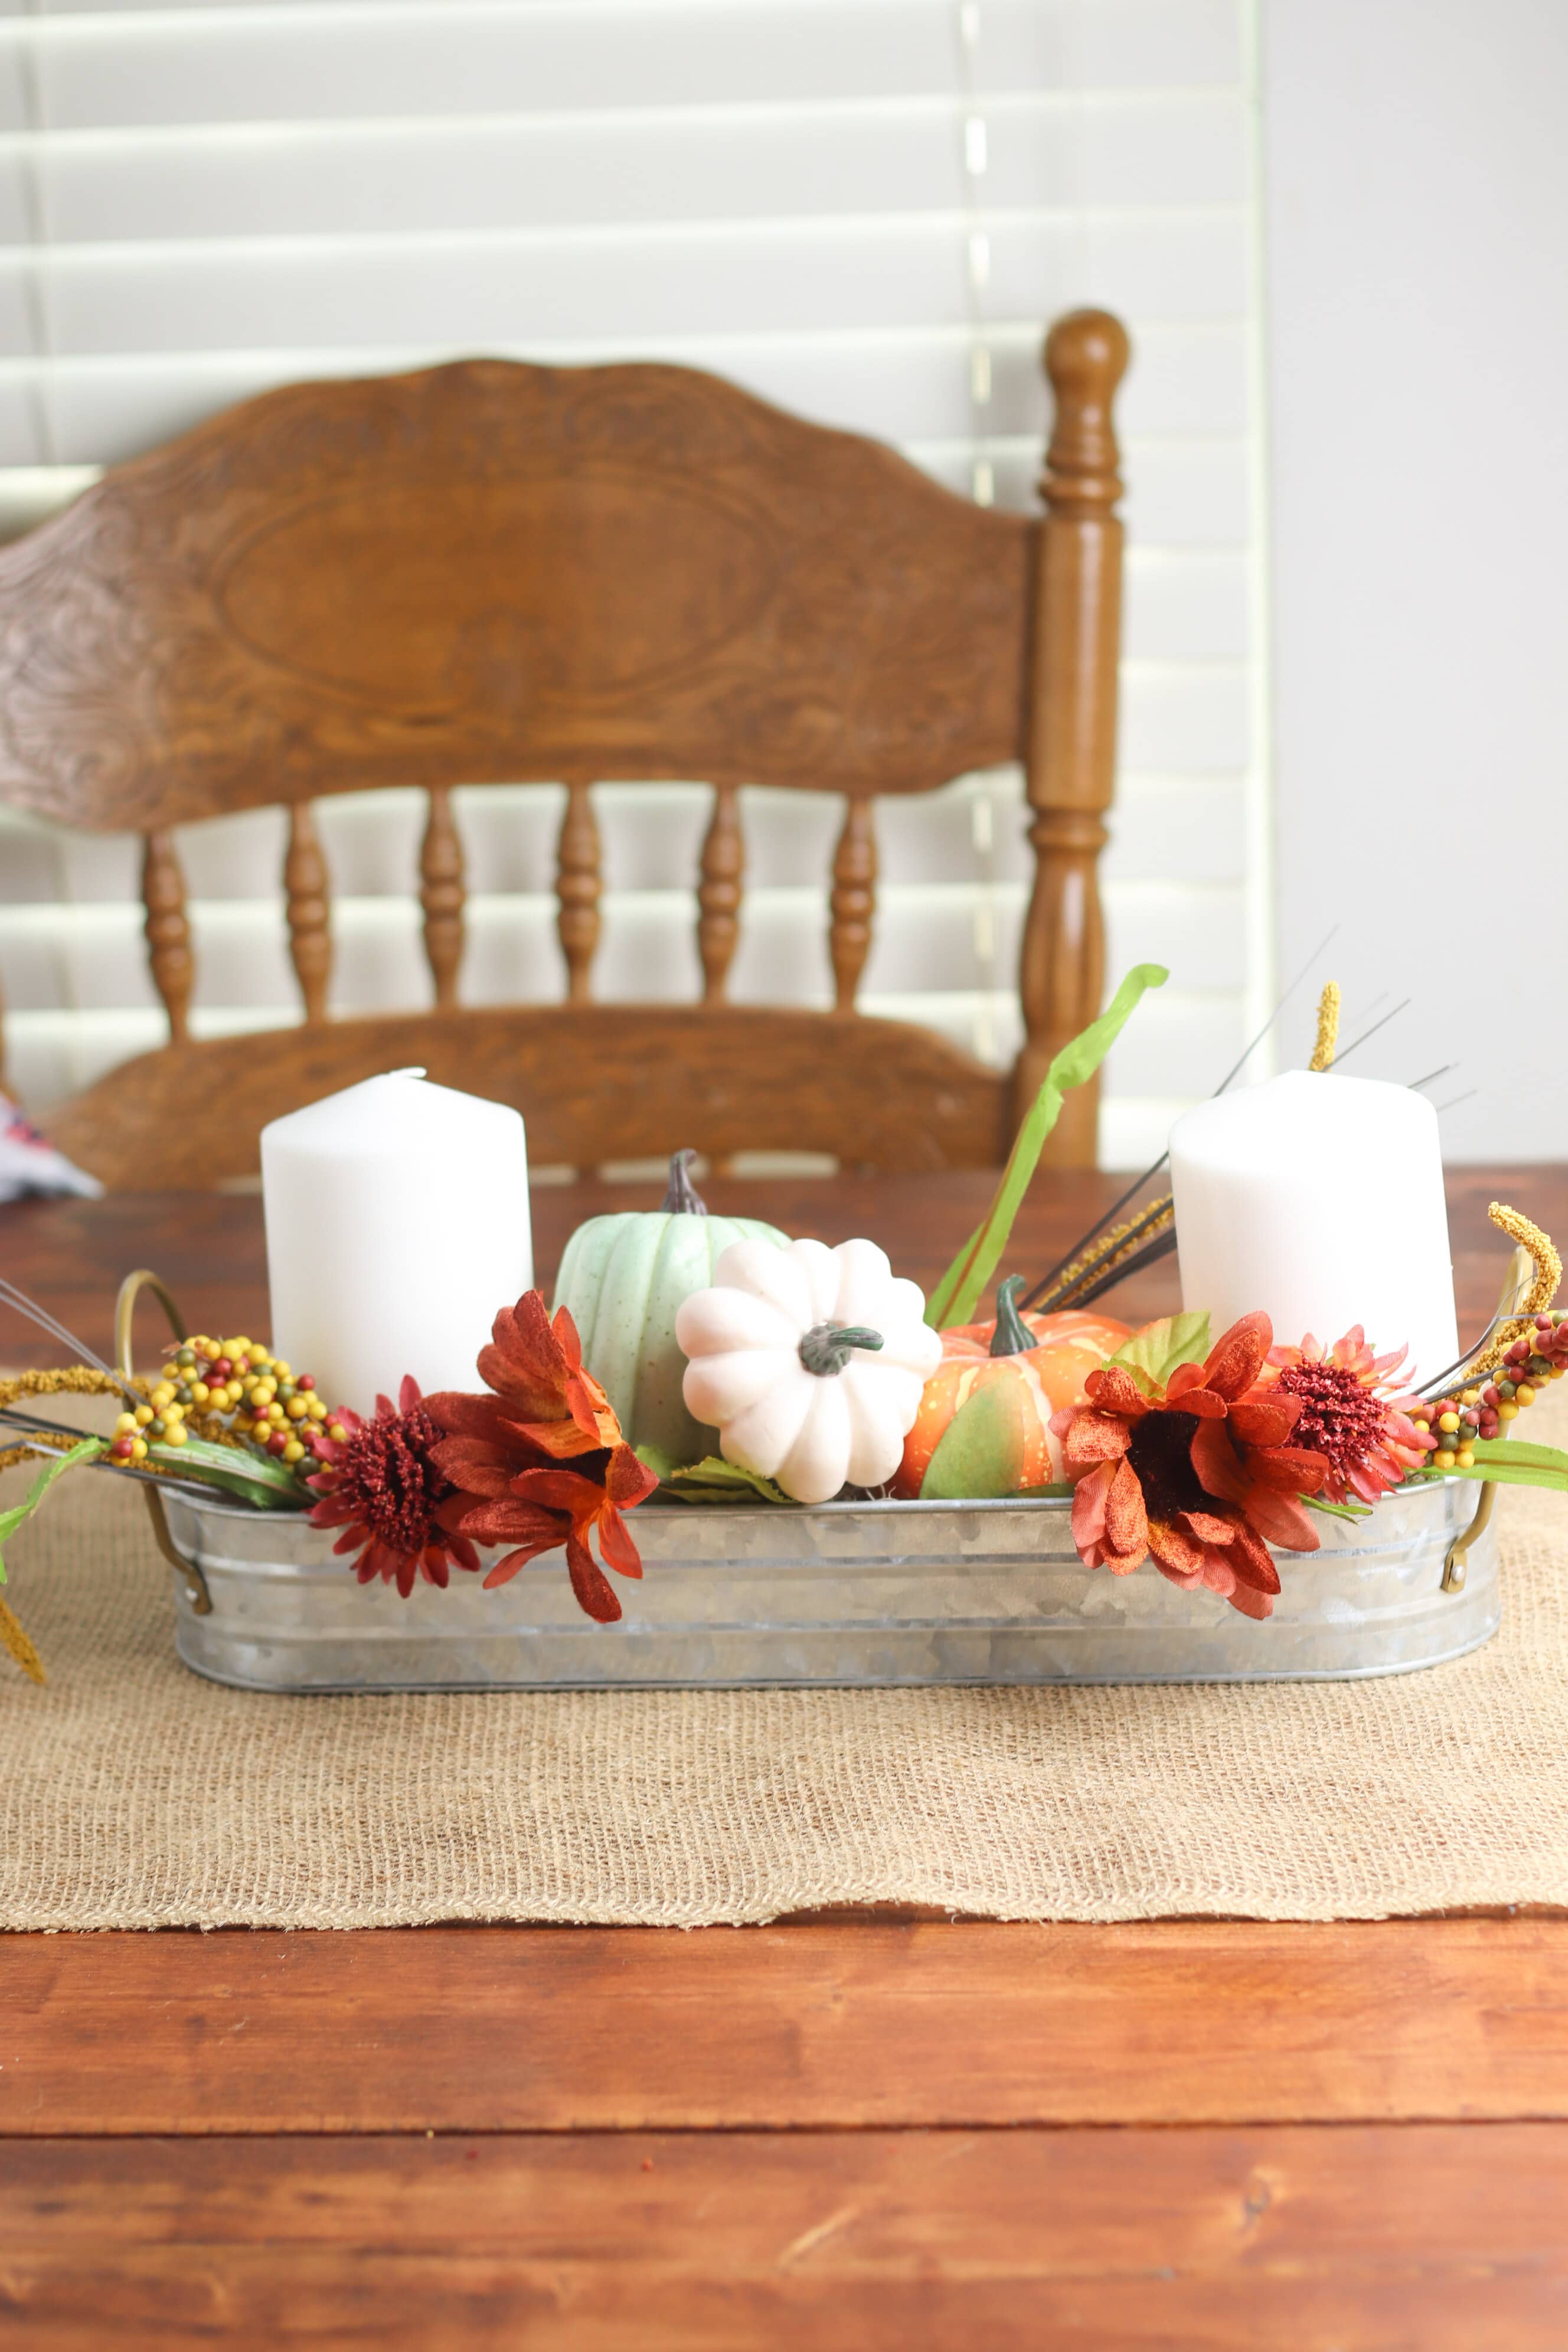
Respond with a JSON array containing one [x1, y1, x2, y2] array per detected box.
[[1041, 310, 1131, 511]]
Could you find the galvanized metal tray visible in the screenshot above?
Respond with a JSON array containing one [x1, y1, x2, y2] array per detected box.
[[159, 1472, 1500, 1691]]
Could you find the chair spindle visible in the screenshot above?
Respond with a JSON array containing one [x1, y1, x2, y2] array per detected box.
[[419, 785, 466, 1010], [283, 800, 332, 1024], [556, 779, 601, 1003], [141, 828, 192, 1044], [697, 783, 744, 1003], [829, 796, 877, 1013], [1017, 310, 1129, 1161]]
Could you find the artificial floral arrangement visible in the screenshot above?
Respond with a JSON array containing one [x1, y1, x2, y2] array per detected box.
[[3, 966, 1566, 1684]]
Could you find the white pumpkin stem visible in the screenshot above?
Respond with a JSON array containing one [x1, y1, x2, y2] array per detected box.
[[798, 1322, 884, 1377]]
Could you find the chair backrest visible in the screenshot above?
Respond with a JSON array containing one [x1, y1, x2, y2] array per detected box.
[[0, 309, 1129, 1187]]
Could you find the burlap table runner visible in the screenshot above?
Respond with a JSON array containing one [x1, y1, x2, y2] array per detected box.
[[4, 1387, 1567, 1930]]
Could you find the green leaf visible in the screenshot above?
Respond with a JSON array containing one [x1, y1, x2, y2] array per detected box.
[[1108, 1311, 1211, 1394], [0, 1438, 104, 1585], [1469, 1437, 1568, 1474], [148, 1436, 310, 1511], [1410, 1458, 1568, 1492], [920, 1380, 1031, 1500], [1404, 1432, 1568, 1497], [925, 964, 1169, 1329], [1301, 1492, 1374, 1522], [642, 1452, 798, 1507]]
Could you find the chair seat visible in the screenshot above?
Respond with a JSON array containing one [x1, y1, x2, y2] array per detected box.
[[47, 1004, 1014, 1189]]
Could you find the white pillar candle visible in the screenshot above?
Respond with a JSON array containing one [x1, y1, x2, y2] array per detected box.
[[1169, 1070, 1459, 1386], [261, 1069, 533, 1416]]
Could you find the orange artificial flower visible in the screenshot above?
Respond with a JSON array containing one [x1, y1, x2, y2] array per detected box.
[[1050, 1311, 1325, 1620], [426, 1292, 658, 1624]]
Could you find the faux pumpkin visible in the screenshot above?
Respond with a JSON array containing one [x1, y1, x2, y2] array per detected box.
[[894, 1277, 1132, 1499], [677, 1236, 943, 1505], [552, 1151, 788, 1466]]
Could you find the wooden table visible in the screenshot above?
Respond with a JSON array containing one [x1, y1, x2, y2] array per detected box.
[[5, 1164, 1568, 2347]]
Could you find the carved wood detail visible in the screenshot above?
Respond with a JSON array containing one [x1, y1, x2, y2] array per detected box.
[[283, 800, 332, 1025], [0, 322, 1130, 1174], [141, 829, 192, 1046], [45, 1007, 1013, 1191], [1016, 310, 1130, 1168], [697, 784, 744, 1004], [419, 785, 465, 1011], [0, 359, 1031, 835], [829, 797, 878, 1014], [556, 781, 601, 1005]]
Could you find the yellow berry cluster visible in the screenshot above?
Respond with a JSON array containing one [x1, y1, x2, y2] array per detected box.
[[1412, 1314, 1567, 1471], [115, 1334, 348, 1472]]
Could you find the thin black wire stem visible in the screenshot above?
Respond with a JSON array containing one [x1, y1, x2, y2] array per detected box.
[[0, 1276, 141, 1407], [1347, 988, 1391, 1023], [1018, 932, 1341, 1316], [0, 1405, 223, 1502], [1412, 1267, 1537, 1401], [1211, 922, 1341, 1097], [1017, 1157, 1170, 1314], [0, 1276, 99, 1358], [1028, 1197, 1176, 1317], [1054, 1227, 1180, 1314], [1323, 997, 1412, 1070], [1406, 1064, 1456, 1093]]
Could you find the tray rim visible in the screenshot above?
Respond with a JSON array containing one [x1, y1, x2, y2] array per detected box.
[[165, 1476, 1474, 1530]]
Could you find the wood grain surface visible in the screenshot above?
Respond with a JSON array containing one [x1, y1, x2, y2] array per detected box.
[[5, 1169, 1568, 2343], [0, 315, 1129, 1177], [7, 1920, 1568, 2138], [5, 2125, 1567, 2350]]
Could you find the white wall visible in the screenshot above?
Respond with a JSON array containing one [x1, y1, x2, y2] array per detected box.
[[1261, 0, 1568, 1157]]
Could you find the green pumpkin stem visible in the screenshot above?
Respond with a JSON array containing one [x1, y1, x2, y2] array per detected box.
[[662, 1149, 708, 1217], [799, 1322, 884, 1378], [989, 1275, 1034, 1358]]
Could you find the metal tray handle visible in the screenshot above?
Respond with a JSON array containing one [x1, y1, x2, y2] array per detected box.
[[114, 1269, 211, 1616]]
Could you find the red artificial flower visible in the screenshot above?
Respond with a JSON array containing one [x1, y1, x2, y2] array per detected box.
[[1265, 1326, 1433, 1504], [306, 1374, 481, 1599], [426, 1292, 658, 1625], [1050, 1312, 1325, 1620]]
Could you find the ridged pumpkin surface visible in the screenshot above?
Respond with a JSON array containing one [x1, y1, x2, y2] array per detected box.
[[894, 1306, 1132, 1500], [554, 1207, 788, 1466]]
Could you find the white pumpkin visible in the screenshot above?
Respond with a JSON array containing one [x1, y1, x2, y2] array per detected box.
[[676, 1236, 943, 1504], [553, 1151, 788, 1466]]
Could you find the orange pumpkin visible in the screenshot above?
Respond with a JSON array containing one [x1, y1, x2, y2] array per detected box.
[[893, 1279, 1131, 1499]]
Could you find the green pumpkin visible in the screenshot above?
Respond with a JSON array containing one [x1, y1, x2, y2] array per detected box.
[[552, 1151, 789, 1467]]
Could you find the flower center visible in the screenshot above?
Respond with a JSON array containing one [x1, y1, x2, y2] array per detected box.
[[1273, 1360, 1387, 1478], [335, 1400, 447, 1556], [1126, 1408, 1211, 1520]]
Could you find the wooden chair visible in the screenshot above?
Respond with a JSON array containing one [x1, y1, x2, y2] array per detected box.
[[0, 310, 1129, 1188]]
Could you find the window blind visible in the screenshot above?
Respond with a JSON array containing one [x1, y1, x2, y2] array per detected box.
[[0, 0, 1269, 1167]]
